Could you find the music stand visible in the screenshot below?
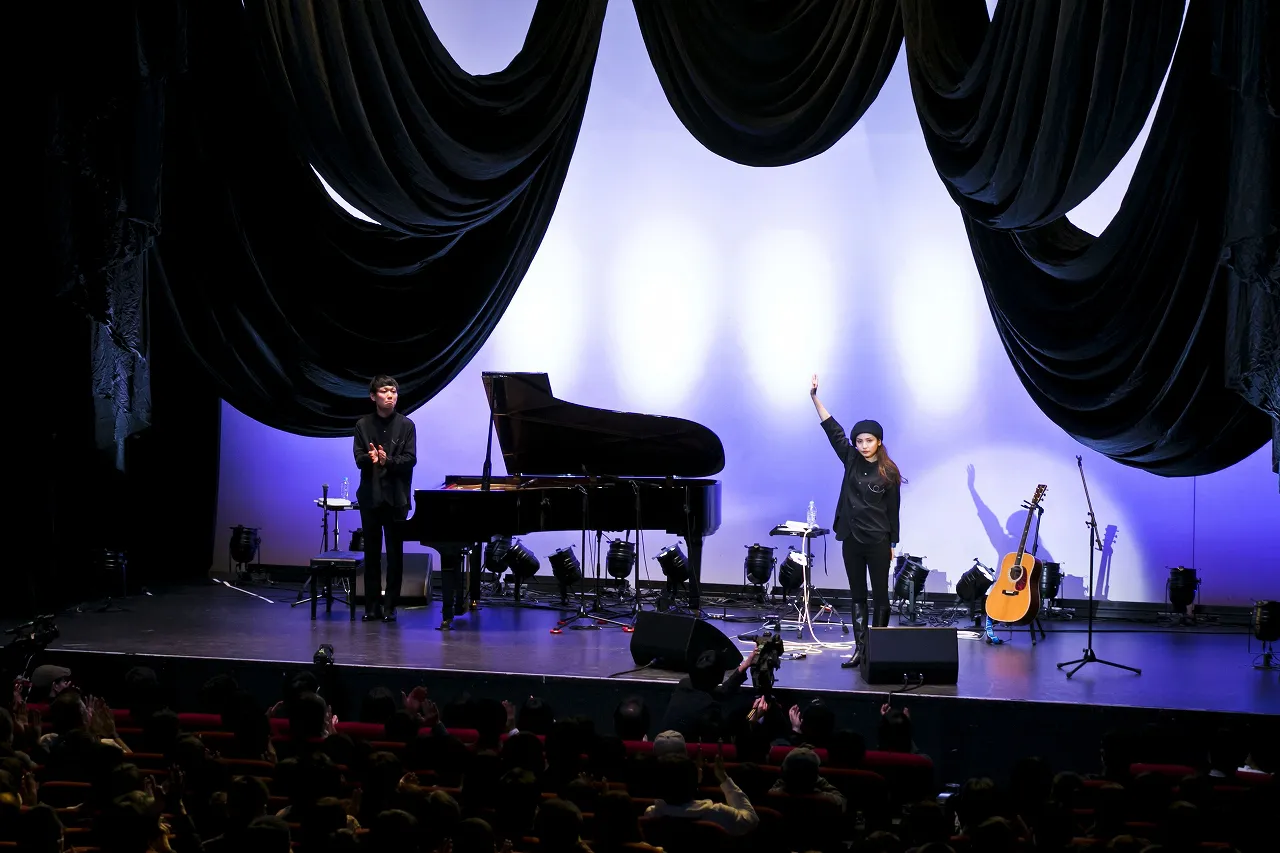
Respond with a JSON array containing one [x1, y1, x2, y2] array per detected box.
[[1057, 456, 1141, 678], [765, 524, 848, 636]]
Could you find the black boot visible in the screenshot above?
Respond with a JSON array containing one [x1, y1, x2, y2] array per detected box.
[[874, 606, 892, 628], [843, 603, 868, 668]]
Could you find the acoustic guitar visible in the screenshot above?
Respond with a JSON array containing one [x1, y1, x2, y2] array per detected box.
[[985, 484, 1047, 625]]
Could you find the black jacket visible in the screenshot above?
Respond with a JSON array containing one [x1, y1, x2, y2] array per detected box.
[[658, 667, 749, 741], [353, 411, 417, 509], [821, 416, 900, 546]]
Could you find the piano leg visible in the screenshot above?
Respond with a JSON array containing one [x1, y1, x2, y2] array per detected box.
[[687, 532, 705, 612], [437, 546, 465, 626]]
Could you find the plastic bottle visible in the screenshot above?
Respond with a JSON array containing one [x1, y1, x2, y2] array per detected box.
[[806, 500, 816, 527], [342, 477, 350, 501]]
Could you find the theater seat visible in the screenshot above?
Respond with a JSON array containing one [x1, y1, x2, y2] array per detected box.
[[1130, 763, 1197, 780]]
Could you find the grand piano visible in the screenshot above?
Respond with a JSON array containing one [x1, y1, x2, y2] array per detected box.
[[403, 372, 724, 620]]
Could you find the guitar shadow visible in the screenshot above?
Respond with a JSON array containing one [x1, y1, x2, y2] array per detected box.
[[1093, 524, 1118, 601]]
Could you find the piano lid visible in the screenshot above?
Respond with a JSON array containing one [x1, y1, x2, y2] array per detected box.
[[481, 372, 725, 478]]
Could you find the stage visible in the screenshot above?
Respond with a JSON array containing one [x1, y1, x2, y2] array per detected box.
[[30, 581, 1279, 783]]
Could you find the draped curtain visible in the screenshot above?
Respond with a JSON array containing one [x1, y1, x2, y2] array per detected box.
[[633, 0, 903, 166], [902, 0, 1277, 475], [153, 0, 607, 436], [46, 0, 1275, 477]]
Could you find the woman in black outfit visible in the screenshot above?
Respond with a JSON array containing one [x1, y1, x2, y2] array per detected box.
[[809, 374, 906, 668]]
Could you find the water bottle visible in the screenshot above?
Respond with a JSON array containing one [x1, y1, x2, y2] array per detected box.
[[341, 477, 349, 501], [806, 500, 816, 527]]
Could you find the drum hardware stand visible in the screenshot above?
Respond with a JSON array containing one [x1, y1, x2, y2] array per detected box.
[[1057, 456, 1141, 678]]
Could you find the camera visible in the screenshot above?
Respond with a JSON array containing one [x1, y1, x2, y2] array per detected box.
[[744, 631, 785, 695]]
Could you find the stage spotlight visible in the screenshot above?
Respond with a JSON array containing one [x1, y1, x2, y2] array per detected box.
[[485, 536, 513, 573], [1040, 561, 1063, 601], [744, 544, 775, 586], [654, 545, 688, 583], [606, 540, 636, 580], [893, 555, 929, 600], [548, 546, 583, 586], [313, 643, 334, 667], [229, 526, 261, 565], [1167, 566, 1199, 611], [502, 539, 541, 580], [1250, 600, 1279, 670], [956, 563, 993, 603], [1253, 600, 1280, 643], [777, 549, 806, 592]]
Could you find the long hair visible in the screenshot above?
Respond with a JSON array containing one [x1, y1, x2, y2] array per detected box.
[[876, 443, 907, 487]]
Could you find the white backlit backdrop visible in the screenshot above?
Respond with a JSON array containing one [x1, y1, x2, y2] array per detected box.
[[215, 0, 1278, 606]]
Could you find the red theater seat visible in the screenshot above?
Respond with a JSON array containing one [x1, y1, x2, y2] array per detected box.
[[176, 712, 225, 730], [335, 721, 387, 740], [1130, 763, 1197, 780]]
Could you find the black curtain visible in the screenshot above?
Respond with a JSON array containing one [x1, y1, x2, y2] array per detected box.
[[902, 0, 1181, 228], [634, 0, 903, 166], [155, 0, 607, 436], [905, 0, 1277, 476], [29, 0, 218, 614]]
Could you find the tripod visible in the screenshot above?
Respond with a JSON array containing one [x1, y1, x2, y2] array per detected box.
[[1057, 456, 1141, 678]]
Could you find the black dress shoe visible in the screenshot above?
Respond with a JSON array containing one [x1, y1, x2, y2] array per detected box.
[[436, 619, 453, 631], [382, 608, 398, 623], [362, 610, 383, 622]]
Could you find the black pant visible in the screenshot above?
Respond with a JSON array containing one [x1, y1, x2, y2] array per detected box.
[[842, 536, 891, 625], [360, 503, 408, 613]]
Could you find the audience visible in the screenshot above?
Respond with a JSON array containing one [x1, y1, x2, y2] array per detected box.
[[644, 753, 758, 836], [3, 661, 1273, 853]]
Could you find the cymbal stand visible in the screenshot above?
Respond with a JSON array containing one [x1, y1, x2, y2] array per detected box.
[[1057, 455, 1141, 678], [553, 486, 632, 633]]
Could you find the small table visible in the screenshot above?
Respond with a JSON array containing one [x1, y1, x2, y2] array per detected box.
[[304, 551, 363, 620], [315, 497, 359, 552]]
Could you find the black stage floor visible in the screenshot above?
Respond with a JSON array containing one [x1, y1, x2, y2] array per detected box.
[[40, 582, 1279, 717]]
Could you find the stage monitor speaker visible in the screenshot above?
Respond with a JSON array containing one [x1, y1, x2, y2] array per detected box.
[[630, 611, 744, 672], [354, 552, 433, 605], [860, 627, 959, 685]]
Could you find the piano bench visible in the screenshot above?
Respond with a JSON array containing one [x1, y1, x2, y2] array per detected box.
[[308, 552, 363, 621]]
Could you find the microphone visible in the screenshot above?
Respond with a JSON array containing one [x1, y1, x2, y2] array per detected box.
[[323, 483, 329, 506]]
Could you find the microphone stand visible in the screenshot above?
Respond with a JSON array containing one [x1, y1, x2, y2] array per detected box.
[[554, 485, 631, 632], [1057, 456, 1141, 678]]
